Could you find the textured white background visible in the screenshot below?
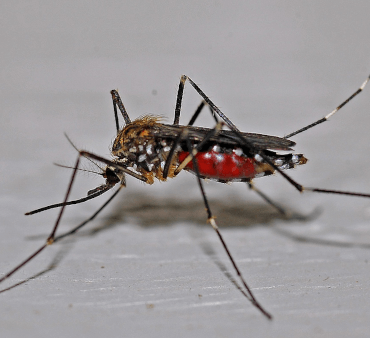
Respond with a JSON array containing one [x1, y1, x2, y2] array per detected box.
[[1, 1, 370, 337]]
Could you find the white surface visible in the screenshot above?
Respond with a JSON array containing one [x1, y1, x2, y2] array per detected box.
[[1, 1, 370, 337]]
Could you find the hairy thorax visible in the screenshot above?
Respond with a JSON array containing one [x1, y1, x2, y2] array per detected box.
[[111, 116, 178, 184]]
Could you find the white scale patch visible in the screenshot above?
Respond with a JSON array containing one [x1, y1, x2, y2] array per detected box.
[[291, 154, 299, 163], [138, 154, 147, 162], [215, 154, 224, 162], [212, 145, 221, 152], [233, 148, 243, 156], [146, 144, 153, 155], [274, 159, 284, 166], [254, 154, 263, 162], [279, 164, 289, 170]]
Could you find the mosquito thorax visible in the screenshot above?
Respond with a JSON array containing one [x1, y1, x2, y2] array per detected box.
[[111, 116, 178, 184]]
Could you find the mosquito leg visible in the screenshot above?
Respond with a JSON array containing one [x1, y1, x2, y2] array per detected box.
[[188, 101, 205, 125], [110, 90, 131, 133], [0, 154, 82, 283], [0, 150, 126, 286], [248, 182, 313, 220], [184, 135, 272, 320], [247, 181, 291, 217], [79, 151, 147, 182], [54, 185, 123, 243], [173, 76, 186, 125], [162, 131, 185, 179], [0, 243, 70, 294], [284, 75, 370, 138], [187, 101, 219, 126], [1, 187, 123, 288], [178, 75, 240, 132]]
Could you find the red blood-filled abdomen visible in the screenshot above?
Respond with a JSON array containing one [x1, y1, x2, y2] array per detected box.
[[178, 150, 256, 180]]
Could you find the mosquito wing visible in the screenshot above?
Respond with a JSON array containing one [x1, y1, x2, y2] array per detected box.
[[159, 124, 295, 151]]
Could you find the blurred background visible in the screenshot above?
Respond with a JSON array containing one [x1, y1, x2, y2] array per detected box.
[[1, 1, 370, 337]]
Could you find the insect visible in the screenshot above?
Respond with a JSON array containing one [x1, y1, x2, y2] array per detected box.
[[1, 74, 370, 320]]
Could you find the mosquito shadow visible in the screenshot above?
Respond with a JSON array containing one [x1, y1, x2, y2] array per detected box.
[[200, 241, 250, 298], [272, 226, 370, 250], [95, 192, 370, 251], [85, 191, 299, 236], [26, 190, 293, 241]]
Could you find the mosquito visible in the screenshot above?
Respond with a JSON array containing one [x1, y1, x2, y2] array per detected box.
[[1, 74, 370, 320]]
